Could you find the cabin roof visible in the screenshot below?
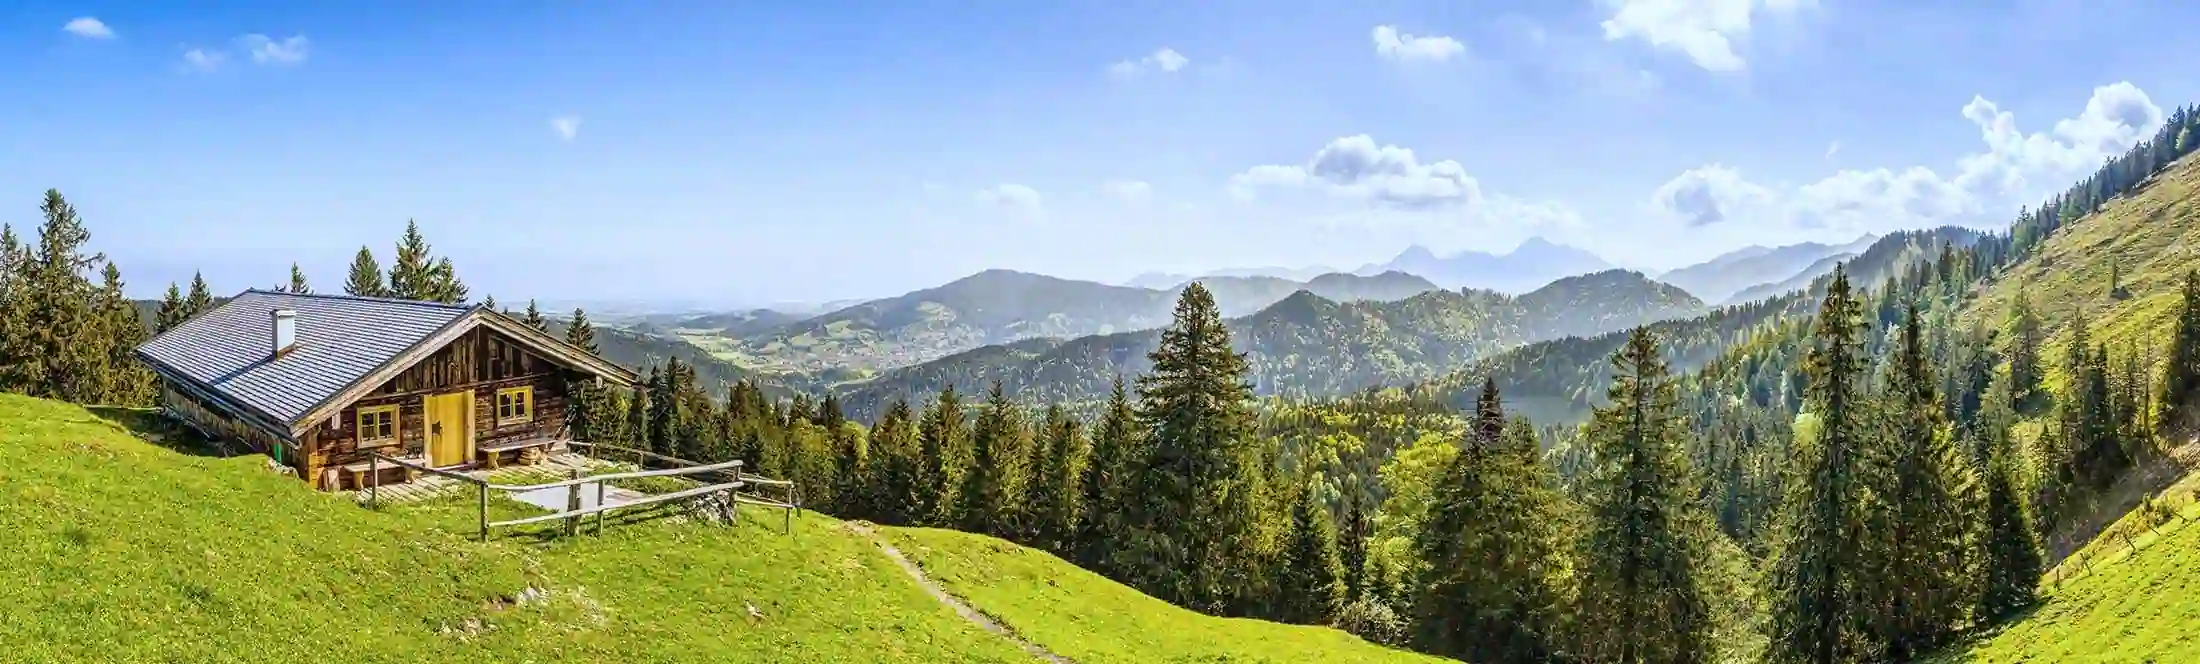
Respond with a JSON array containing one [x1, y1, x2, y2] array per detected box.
[[135, 290, 638, 439], [135, 290, 475, 429]]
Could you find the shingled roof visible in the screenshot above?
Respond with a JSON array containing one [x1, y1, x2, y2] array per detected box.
[[136, 290, 636, 439]]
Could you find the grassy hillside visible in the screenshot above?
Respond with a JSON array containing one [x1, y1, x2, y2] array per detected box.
[[882, 527, 1451, 664], [0, 393, 1428, 663], [1929, 470, 2200, 663]]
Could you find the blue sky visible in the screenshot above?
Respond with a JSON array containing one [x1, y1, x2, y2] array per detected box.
[[3, 0, 2195, 307]]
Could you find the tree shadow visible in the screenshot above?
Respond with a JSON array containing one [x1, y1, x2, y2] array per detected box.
[[83, 406, 236, 459]]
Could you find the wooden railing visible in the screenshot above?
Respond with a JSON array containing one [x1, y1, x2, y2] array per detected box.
[[364, 446, 798, 541], [568, 441, 802, 533]]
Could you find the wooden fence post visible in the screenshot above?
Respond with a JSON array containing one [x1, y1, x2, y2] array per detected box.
[[478, 482, 490, 543], [565, 467, 583, 537], [594, 481, 607, 535], [730, 464, 742, 526]]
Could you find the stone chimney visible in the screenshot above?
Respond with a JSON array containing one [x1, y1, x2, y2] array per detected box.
[[272, 309, 297, 358]]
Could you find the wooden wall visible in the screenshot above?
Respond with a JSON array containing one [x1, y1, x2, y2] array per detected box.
[[159, 379, 298, 468], [306, 326, 576, 481]]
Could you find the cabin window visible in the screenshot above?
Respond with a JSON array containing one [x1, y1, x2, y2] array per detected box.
[[496, 386, 534, 426], [357, 405, 398, 447]]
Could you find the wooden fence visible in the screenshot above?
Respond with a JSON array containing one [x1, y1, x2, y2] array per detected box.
[[364, 445, 799, 541]]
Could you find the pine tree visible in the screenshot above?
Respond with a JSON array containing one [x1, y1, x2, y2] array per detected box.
[[625, 369, 653, 452], [1274, 478, 1346, 625], [1029, 404, 1089, 553], [956, 381, 1025, 536], [1571, 327, 1715, 664], [1077, 375, 1140, 572], [19, 191, 107, 402], [1876, 303, 1976, 659], [1769, 266, 1882, 664], [343, 246, 388, 298], [2161, 271, 2200, 431], [1121, 283, 1265, 614], [430, 256, 468, 304], [184, 272, 213, 320], [1337, 491, 1371, 602], [522, 299, 548, 332], [826, 398, 867, 518], [0, 224, 25, 393], [95, 262, 154, 405], [482, 295, 499, 312], [871, 399, 924, 525], [388, 220, 436, 301], [565, 308, 599, 353], [153, 282, 185, 334], [1416, 376, 1571, 661], [287, 262, 311, 294], [1976, 395, 2043, 622], [2005, 288, 2046, 414], [916, 385, 968, 527]]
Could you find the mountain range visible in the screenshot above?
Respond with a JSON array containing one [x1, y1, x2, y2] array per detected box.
[[829, 268, 1706, 420], [1656, 234, 1880, 304], [1354, 237, 1617, 293], [708, 269, 1446, 374]]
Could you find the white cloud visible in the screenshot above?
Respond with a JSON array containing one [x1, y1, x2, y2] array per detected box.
[[1598, 0, 1810, 72], [1651, 81, 2165, 234], [1102, 180, 1153, 203], [238, 34, 310, 65], [1824, 141, 1840, 159], [181, 48, 225, 72], [63, 17, 114, 39], [551, 116, 581, 141], [1371, 26, 1466, 63], [1108, 48, 1190, 79], [1233, 135, 1484, 209], [976, 184, 1045, 212]]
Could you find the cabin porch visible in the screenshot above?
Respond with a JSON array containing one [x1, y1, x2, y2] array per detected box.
[[326, 434, 572, 492]]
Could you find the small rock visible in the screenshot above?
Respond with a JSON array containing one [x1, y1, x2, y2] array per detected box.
[[746, 601, 765, 621]]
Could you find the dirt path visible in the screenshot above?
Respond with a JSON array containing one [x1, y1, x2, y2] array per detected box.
[[845, 522, 1072, 663]]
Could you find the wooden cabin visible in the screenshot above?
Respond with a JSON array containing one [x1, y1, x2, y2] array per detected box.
[[135, 290, 638, 491]]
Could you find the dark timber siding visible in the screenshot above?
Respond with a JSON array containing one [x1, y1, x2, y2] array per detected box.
[[304, 326, 576, 487]]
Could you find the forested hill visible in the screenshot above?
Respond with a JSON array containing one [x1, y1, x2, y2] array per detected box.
[[1416, 226, 1981, 424], [831, 269, 1704, 420], [714, 268, 1445, 375]]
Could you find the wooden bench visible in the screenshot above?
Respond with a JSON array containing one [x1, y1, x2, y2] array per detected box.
[[339, 454, 425, 490], [477, 437, 559, 470]]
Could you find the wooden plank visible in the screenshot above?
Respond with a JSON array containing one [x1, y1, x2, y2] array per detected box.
[[489, 480, 742, 527]]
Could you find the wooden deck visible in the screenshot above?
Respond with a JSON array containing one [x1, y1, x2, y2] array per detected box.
[[342, 452, 632, 506]]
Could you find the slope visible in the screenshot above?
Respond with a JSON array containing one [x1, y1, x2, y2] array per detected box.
[[881, 527, 1452, 664], [0, 393, 1436, 663], [834, 271, 1704, 420]]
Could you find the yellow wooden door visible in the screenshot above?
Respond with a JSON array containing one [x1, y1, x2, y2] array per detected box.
[[425, 392, 473, 467]]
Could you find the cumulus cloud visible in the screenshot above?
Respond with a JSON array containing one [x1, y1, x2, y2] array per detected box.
[[976, 184, 1045, 212], [1372, 26, 1466, 63], [181, 48, 224, 72], [1598, 0, 1810, 72], [238, 34, 310, 65], [551, 116, 581, 141], [1108, 48, 1190, 79], [1102, 179, 1153, 203], [1233, 135, 1484, 209], [1652, 81, 2165, 235], [63, 17, 113, 39]]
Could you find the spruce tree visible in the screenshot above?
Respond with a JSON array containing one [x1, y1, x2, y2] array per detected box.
[[388, 220, 436, 301], [1030, 404, 1089, 553], [1077, 375, 1140, 572], [916, 385, 968, 527], [95, 262, 153, 405], [1122, 283, 1264, 614], [287, 262, 311, 294], [565, 308, 599, 353], [343, 246, 388, 297], [956, 381, 1025, 536], [827, 401, 867, 518], [20, 190, 106, 402], [522, 299, 548, 332], [184, 272, 213, 318], [2005, 288, 2045, 414], [871, 399, 924, 525], [430, 256, 468, 304], [1417, 376, 1570, 661], [1337, 491, 1371, 602], [1769, 265, 1882, 664], [1571, 327, 1715, 664], [2161, 270, 2200, 431], [483, 295, 499, 312], [1274, 478, 1346, 626], [1876, 303, 1975, 659], [624, 370, 653, 452], [153, 282, 185, 334], [0, 224, 24, 393], [1976, 394, 2043, 622]]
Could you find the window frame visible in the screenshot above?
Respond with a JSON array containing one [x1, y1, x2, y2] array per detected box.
[[356, 405, 399, 448], [495, 386, 535, 426]]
